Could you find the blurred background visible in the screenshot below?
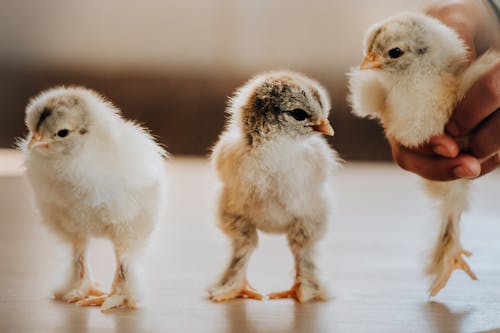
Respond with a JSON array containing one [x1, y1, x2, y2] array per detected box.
[[0, 0, 419, 160]]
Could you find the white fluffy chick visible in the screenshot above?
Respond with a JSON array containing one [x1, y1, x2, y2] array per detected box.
[[19, 86, 167, 311], [348, 12, 499, 296], [208, 71, 339, 303]]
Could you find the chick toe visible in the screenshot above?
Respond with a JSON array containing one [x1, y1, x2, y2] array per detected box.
[[77, 295, 107, 307], [268, 281, 299, 299], [209, 280, 263, 302], [56, 290, 87, 304], [429, 249, 477, 297], [268, 281, 325, 303], [88, 287, 107, 297], [101, 294, 137, 312], [54, 285, 107, 304]]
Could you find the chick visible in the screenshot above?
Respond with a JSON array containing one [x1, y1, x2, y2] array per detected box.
[[348, 12, 500, 296], [208, 71, 338, 303], [19, 86, 167, 311]]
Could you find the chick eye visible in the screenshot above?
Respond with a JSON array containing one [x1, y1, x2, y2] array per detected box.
[[287, 109, 310, 121], [388, 47, 404, 59], [57, 129, 69, 138]]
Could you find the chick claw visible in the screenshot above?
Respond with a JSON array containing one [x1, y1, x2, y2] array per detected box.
[[429, 249, 478, 297], [209, 280, 263, 302]]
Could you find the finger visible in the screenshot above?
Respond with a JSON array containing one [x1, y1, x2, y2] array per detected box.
[[390, 135, 459, 158], [469, 110, 500, 159], [480, 153, 500, 176], [427, 135, 460, 158], [392, 144, 481, 181], [446, 62, 500, 136]]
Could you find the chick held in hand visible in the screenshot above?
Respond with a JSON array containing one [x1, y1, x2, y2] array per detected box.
[[348, 12, 499, 296], [20, 86, 167, 311], [208, 71, 339, 303]]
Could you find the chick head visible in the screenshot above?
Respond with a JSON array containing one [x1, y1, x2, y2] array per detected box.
[[25, 87, 95, 154], [231, 71, 333, 142], [360, 12, 467, 73]]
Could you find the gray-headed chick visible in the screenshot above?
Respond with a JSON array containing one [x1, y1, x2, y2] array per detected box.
[[20, 86, 167, 311], [208, 71, 339, 303], [348, 12, 499, 296]]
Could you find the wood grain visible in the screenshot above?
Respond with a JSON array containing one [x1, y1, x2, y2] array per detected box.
[[0, 151, 499, 333]]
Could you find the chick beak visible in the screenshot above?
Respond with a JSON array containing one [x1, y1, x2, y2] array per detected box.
[[28, 132, 48, 149], [360, 53, 383, 70], [311, 118, 334, 136]]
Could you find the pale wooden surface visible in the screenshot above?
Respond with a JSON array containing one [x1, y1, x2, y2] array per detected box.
[[0, 150, 499, 333]]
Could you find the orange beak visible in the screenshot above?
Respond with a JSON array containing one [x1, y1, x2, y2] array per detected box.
[[28, 132, 49, 149], [311, 118, 334, 136], [360, 53, 383, 70]]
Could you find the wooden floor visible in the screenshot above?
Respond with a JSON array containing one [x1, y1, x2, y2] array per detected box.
[[0, 149, 499, 333]]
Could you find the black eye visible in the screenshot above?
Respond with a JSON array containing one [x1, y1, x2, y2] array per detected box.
[[57, 129, 69, 138], [388, 47, 404, 59], [287, 109, 310, 121]]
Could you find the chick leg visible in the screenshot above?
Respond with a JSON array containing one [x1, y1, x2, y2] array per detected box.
[[428, 213, 477, 296], [79, 246, 142, 311], [269, 224, 326, 303], [208, 218, 262, 302], [426, 180, 477, 296], [54, 238, 106, 303]]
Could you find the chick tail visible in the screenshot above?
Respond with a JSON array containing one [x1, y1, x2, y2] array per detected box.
[[424, 179, 477, 296]]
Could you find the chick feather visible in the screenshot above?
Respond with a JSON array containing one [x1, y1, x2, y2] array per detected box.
[[19, 86, 167, 311]]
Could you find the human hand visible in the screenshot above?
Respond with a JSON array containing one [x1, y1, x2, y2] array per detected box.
[[389, 135, 481, 181]]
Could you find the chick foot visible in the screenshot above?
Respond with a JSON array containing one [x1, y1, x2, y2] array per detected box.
[[209, 279, 263, 302], [77, 293, 137, 312], [268, 281, 326, 303], [268, 283, 299, 300], [429, 249, 478, 297], [54, 285, 107, 303]]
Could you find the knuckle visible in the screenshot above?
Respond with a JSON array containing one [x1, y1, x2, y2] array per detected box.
[[481, 69, 500, 103], [486, 151, 500, 167], [393, 150, 410, 171], [492, 152, 500, 165], [480, 153, 500, 176], [471, 111, 500, 158], [470, 143, 487, 159]]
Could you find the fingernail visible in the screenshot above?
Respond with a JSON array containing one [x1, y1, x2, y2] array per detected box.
[[446, 120, 460, 136], [433, 145, 451, 157], [452, 166, 477, 178]]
